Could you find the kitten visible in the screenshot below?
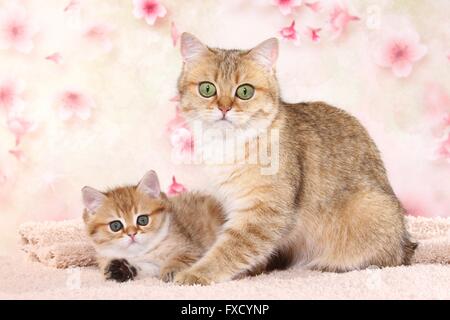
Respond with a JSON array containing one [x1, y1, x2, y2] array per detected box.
[[81, 170, 225, 282], [173, 33, 417, 285]]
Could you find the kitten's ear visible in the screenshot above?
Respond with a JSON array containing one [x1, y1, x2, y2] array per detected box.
[[180, 32, 208, 63], [248, 38, 279, 71], [82, 186, 106, 213], [137, 170, 161, 198]]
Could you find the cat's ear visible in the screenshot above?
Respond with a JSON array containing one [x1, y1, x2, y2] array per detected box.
[[82, 186, 106, 213], [180, 32, 208, 63], [137, 170, 161, 198], [248, 38, 279, 71]]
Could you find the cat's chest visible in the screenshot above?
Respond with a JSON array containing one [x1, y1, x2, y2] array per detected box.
[[204, 165, 257, 217], [129, 234, 182, 277]]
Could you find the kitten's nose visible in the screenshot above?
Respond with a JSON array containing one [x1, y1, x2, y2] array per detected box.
[[218, 105, 232, 116], [128, 232, 137, 241]]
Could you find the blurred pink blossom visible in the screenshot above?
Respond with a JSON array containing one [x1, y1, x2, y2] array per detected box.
[[171, 22, 179, 47], [306, 27, 321, 43], [133, 0, 167, 26], [305, 1, 321, 12], [45, 52, 63, 64], [424, 84, 450, 137], [64, 0, 81, 13], [435, 132, 450, 161], [401, 196, 428, 217], [0, 4, 38, 53], [167, 176, 187, 196], [279, 20, 300, 46], [167, 98, 194, 157], [83, 24, 113, 54], [328, 3, 359, 39], [169, 94, 180, 102], [9, 149, 25, 162], [170, 127, 193, 155], [272, 0, 302, 16], [58, 90, 95, 121], [0, 79, 25, 114], [166, 108, 187, 133], [167, 113, 193, 155], [373, 29, 427, 78], [7, 116, 35, 146]]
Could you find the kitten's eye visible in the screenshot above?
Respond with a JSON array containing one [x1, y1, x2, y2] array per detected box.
[[198, 82, 216, 98], [109, 220, 123, 232], [235, 84, 255, 100], [137, 215, 150, 226]]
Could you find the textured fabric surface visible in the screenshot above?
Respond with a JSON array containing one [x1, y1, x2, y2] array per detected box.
[[0, 215, 447, 299]]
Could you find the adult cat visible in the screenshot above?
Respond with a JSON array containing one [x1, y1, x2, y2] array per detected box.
[[174, 33, 417, 285]]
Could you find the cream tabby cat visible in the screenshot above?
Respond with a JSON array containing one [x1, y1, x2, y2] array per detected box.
[[173, 33, 417, 285], [82, 170, 225, 282]]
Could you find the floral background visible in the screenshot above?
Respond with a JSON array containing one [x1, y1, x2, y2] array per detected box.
[[0, 0, 449, 253]]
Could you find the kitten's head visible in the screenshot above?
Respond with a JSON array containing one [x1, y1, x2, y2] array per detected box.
[[178, 33, 280, 132], [82, 171, 169, 258]]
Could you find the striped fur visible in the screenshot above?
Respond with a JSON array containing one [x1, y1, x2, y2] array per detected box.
[[173, 33, 417, 285]]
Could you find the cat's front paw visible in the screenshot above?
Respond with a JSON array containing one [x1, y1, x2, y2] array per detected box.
[[105, 259, 137, 282], [160, 267, 179, 283], [174, 269, 214, 286]]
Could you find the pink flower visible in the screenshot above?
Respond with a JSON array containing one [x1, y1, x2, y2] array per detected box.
[[64, 0, 81, 13], [373, 29, 427, 78], [305, 1, 321, 12], [328, 3, 359, 39], [7, 116, 35, 146], [167, 99, 194, 157], [306, 26, 321, 43], [58, 90, 95, 121], [435, 132, 450, 161], [133, 0, 167, 26], [424, 83, 450, 120], [272, 0, 302, 16], [166, 106, 187, 133], [170, 127, 193, 155], [279, 20, 300, 46], [83, 24, 113, 54], [0, 4, 38, 53], [0, 78, 25, 114], [171, 21, 179, 47], [401, 196, 428, 216], [9, 149, 25, 162], [167, 110, 193, 155], [167, 176, 187, 196], [45, 52, 63, 64], [169, 95, 180, 102]]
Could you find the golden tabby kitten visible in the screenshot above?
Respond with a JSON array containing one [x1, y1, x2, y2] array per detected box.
[[173, 33, 417, 285], [82, 170, 224, 282]]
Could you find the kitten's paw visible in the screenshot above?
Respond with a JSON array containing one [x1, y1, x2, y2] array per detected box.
[[174, 270, 213, 286], [105, 259, 137, 282]]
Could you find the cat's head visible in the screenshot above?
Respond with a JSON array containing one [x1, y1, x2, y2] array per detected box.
[[81, 170, 169, 258], [178, 33, 280, 132]]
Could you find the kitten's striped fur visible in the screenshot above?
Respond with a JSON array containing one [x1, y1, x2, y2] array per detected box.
[[82, 171, 225, 282]]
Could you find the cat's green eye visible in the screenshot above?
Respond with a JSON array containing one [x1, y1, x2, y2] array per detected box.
[[137, 215, 149, 226], [235, 84, 255, 100], [198, 82, 216, 98], [109, 220, 123, 232]]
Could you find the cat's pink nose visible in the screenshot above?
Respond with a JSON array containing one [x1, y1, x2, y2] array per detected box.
[[218, 105, 232, 116], [128, 232, 137, 241]]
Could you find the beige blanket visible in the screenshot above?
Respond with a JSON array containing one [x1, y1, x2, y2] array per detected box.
[[1, 215, 447, 299], [18, 216, 450, 268]]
